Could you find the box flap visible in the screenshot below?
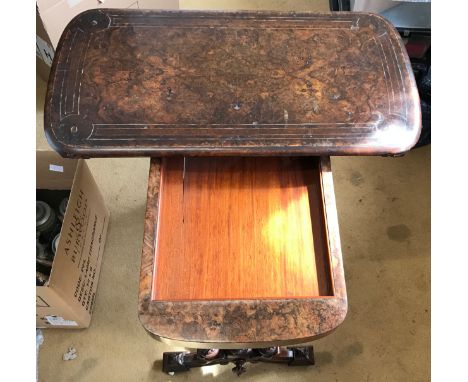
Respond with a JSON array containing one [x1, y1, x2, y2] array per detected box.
[[44, 9, 421, 157], [36, 149, 78, 189]]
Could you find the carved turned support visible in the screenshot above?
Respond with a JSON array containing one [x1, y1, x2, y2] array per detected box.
[[162, 347, 314, 376]]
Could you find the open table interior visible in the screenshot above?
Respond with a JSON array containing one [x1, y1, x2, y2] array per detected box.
[[139, 156, 347, 348], [153, 156, 333, 301]]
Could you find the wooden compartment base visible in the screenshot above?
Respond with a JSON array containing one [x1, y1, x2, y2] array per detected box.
[[153, 157, 333, 301]]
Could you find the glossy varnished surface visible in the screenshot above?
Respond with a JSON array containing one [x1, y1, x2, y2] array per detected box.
[[154, 157, 332, 301], [139, 157, 347, 347], [45, 9, 420, 158]]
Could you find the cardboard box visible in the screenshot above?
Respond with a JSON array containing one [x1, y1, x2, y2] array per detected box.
[[36, 150, 110, 328], [37, 0, 180, 49], [36, 6, 55, 82], [36, 0, 179, 81]]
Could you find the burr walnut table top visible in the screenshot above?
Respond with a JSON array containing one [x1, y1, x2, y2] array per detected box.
[[139, 157, 346, 348], [45, 9, 420, 158]]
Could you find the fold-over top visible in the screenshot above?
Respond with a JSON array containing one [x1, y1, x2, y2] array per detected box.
[[44, 9, 421, 157]]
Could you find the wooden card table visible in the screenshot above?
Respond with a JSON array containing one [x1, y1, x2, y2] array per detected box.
[[44, 9, 421, 376]]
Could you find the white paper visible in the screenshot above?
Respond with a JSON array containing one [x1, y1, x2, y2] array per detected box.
[[45, 316, 78, 326], [36, 35, 54, 67], [67, 0, 84, 7], [49, 164, 64, 173], [63, 346, 78, 361]]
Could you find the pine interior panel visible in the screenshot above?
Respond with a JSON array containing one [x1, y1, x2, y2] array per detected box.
[[152, 157, 333, 301]]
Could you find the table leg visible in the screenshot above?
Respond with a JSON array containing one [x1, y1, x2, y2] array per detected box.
[[162, 346, 314, 375]]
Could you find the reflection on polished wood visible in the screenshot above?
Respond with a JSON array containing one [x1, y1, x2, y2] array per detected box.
[[153, 157, 333, 301]]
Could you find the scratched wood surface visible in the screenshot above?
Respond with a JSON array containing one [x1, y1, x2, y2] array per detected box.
[[45, 9, 420, 158], [152, 157, 333, 301]]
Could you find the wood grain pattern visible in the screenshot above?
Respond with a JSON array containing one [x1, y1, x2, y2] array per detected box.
[[139, 157, 346, 348], [153, 157, 332, 301], [45, 9, 421, 158]]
